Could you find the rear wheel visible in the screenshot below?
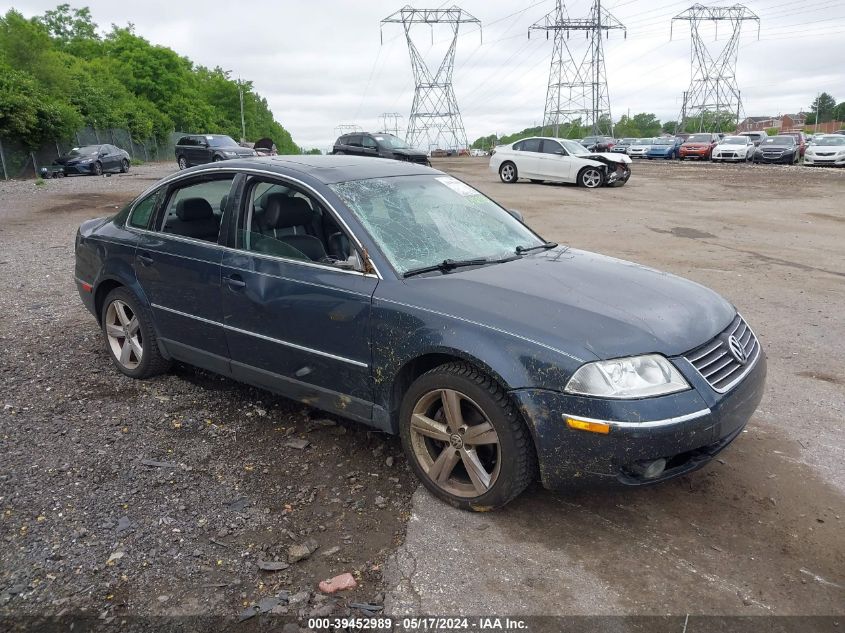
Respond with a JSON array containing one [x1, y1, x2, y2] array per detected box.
[[499, 161, 518, 183], [578, 166, 604, 188], [399, 362, 536, 511], [101, 287, 171, 379], [177, 155, 188, 170]]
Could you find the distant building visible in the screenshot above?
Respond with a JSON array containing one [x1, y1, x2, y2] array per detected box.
[[737, 112, 807, 132]]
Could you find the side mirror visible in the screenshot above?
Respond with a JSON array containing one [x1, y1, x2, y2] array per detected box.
[[507, 208, 524, 222]]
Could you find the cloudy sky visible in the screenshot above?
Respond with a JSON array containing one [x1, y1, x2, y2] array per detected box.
[[6, 0, 845, 149]]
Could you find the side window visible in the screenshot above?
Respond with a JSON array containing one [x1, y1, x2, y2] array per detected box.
[[362, 136, 378, 149], [521, 138, 542, 152], [159, 176, 235, 243], [238, 178, 362, 270], [541, 140, 564, 155], [347, 135, 363, 147], [178, 137, 192, 147], [128, 191, 161, 230]]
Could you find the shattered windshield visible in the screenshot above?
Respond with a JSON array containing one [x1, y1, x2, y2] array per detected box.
[[330, 175, 543, 275]]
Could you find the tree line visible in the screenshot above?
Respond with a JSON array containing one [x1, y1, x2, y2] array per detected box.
[[0, 4, 299, 152]]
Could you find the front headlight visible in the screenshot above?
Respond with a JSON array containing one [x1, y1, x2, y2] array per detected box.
[[564, 354, 690, 399], [222, 150, 238, 157]]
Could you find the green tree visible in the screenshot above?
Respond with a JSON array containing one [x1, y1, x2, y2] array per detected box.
[[834, 101, 845, 122], [810, 92, 836, 123], [37, 4, 98, 47], [630, 113, 661, 137]]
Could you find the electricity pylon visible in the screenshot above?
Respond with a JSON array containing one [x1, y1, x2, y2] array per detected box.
[[379, 112, 403, 137], [381, 6, 481, 151], [672, 4, 760, 133], [529, 0, 625, 138]]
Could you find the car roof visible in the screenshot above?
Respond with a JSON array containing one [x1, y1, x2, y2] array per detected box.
[[199, 154, 436, 184]]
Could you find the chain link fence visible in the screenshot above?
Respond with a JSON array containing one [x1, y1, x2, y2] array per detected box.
[[0, 129, 187, 180]]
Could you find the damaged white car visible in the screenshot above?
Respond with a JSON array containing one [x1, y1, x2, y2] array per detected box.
[[489, 137, 632, 188]]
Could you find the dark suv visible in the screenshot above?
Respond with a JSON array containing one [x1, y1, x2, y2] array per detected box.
[[175, 135, 256, 169], [332, 133, 429, 165]]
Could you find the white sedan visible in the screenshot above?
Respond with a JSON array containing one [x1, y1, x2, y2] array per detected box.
[[489, 137, 632, 188], [711, 136, 755, 162], [804, 135, 845, 167]]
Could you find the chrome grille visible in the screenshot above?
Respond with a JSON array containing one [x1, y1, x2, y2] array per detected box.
[[684, 314, 760, 393]]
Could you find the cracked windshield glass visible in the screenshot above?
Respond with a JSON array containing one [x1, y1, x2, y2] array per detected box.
[[330, 175, 542, 274]]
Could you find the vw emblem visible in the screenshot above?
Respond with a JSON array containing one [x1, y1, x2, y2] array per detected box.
[[449, 434, 464, 450], [727, 335, 747, 365]]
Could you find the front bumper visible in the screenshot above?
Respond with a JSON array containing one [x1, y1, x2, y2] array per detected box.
[[804, 154, 845, 166], [61, 162, 97, 175], [711, 152, 746, 162], [680, 148, 710, 159], [754, 153, 796, 164], [511, 351, 767, 490]]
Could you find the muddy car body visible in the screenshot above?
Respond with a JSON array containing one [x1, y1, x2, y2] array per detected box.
[[74, 156, 764, 510]]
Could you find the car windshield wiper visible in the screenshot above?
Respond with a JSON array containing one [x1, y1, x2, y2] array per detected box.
[[515, 241, 558, 254], [403, 257, 508, 278]]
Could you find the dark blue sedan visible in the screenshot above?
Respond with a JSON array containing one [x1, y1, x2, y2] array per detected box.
[[74, 156, 766, 510]]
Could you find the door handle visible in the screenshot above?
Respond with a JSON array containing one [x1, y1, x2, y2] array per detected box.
[[137, 253, 154, 266], [225, 274, 246, 290]]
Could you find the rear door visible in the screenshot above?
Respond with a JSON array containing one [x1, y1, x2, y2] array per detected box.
[[514, 138, 543, 177], [220, 174, 378, 420], [361, 135, 380, 158], [346, 135, 364, 157], [132, 172, 238, 373]]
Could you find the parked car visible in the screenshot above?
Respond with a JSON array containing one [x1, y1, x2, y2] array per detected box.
[[626, 138, 653, 158], [679, 133, 719, 160], [611, 138, 638, 154], [489, 137, 632, 188], [753, 135, 800, 164], [429, 148, 449, 158], [736, 131, 768, 147], [710, 136, 755, 163], [470, 149, 488, 157], [803, 134, 845, 167], [646, 137, 682, 160], [332, 132, 429, 165], [580, 135, 616, 151], [50, 144, 130, 176], [834, 130, 845, 135], [253, 137, 277, 157], [74, 155, 765, 510], [175, 135, 256, 169], [780, 132, 807, 157]]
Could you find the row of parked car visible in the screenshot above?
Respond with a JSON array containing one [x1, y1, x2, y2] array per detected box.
[[593, 129, 845, 166]]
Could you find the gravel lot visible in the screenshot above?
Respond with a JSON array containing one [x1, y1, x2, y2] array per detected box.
[[1, 158, 843, 626], [0, 165, 415, 626]]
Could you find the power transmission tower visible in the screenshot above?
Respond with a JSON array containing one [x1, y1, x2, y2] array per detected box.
[[672, 4, 760, 133], [529, 0, 625, 138], [381, 6, 481, 151], [378, 112, 403, 137], [334, 124, 362, 138]]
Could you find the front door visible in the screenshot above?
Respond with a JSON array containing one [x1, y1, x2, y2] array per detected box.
[[537, 139, 574, 180], [220, 175, 378, 421], [133, 173, 237, 373]]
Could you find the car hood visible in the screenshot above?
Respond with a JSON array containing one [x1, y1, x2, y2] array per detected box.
[[391, 148, 428, 158], [576, 152, 631, 164], [403, 247, 735, 362]]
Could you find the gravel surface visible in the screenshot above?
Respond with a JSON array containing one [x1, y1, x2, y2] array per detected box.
[[0, 165, 415, 627]]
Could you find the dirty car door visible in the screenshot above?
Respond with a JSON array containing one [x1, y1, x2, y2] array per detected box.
[[221, 176, 378, 421]]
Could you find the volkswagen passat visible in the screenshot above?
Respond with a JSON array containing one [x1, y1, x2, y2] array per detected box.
[[74, 156, 765, 510]]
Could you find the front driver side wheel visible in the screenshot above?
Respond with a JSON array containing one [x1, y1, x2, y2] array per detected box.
[[578, 166, 604, 188], [399, 362, 537, 511], [101, 288, 171, 379], [499, 162, 518, 183]]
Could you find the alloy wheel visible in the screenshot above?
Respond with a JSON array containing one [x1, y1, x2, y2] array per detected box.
[[93, 161, 102, 176], [581, 168, 603, 188], [500, 163, 516, 183], [104, 299, 143, 370], [178, 156, 187, 169], [409, 388, 501, 498]]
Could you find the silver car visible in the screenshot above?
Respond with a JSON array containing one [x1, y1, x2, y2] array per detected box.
[[627, 138, 653, 158]]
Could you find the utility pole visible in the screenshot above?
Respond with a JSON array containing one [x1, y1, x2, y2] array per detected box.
[[529, 0, 625, 138], [238, 79, 246, 142], [381, 6, 481, 151], [672, 5, 760, 133]]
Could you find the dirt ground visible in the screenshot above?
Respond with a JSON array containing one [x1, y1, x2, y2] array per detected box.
[[385, 157, 845, 617], [1, 158, 843, 625]]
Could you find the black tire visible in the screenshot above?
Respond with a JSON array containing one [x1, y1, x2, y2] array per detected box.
[[177, 155, 188, 170], [212, 155, 223, 162], [100, 287, 171, 379], [92, 161, 103, 176], [577, 166, 604, 188], [399, 362, 537, 511], [120, 159, 129, 173], [499, 161, 518, 183]]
